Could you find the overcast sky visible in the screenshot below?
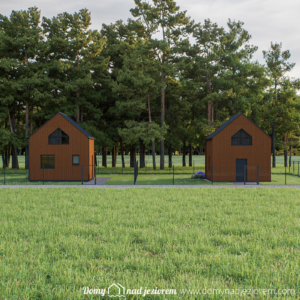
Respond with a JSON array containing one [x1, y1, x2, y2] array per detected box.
[[2, 0, 300, 79]]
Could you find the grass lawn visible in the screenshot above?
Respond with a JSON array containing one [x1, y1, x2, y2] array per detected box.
[[1, 156, 300, 185], [3, 155, 300, 169], [97, 174, 233, 185], [0, 188, 299, 299]]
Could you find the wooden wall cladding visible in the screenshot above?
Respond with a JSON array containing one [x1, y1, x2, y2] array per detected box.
[[205, 139, 212, 179], [206, 114, 271, 182], [89, 138, 95, 179], [29, 114, 93, 181]]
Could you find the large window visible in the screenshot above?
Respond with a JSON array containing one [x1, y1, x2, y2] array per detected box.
[[72, 155, 79, 166], [48, 128, 69, 144], [231, 129, 252, 145], [41, 155, 55, 169]]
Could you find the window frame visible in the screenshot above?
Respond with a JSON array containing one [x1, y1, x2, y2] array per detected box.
[[72, 155, 80, 166], [231, 129, 252, 146], [48, 128, 69, 145], [41, 155, 55, 169]]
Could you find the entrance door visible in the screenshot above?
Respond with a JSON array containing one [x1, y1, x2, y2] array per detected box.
[[236, 159, 247, 182]]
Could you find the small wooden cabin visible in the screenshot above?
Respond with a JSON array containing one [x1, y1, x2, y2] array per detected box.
[[29, 112, 95, 182], [205, 113, 271, 182]]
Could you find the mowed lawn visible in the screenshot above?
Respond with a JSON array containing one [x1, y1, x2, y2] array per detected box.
[[2, 155, 300, 185], [1, 188, 300, 299]]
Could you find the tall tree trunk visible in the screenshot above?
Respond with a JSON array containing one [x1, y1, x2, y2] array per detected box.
[[182, 142, 186, 167], [272, 122, 276, 168], [147, 91, 156, 170], [284, 133, 287, 167], [17, 117, 20, 135], [125, 147, 128, 155], [102, 147, 107, 167], [100, 147, 102, 155], [140, 140, 145, 168], [25, 102, 29, 169], [25, 53, 29, 169], [215, 105, 218, 122], [160, 84, 165, 170], [160, 26, 166, 170], [189, 144, 192, 167], [168, 146, 172, 168], [76, 54, 80, 123], [152, 141, 156, 170], [206, 73, 212, 125], [5, 146, 11, 168], [289, 137, 292, 167], [130, 147, 136, 167], [76, 104, 80, 123], [9, 111, 19, 169], [112, 146, 117, 167], [30, 107, 33, 134], [1, 151, 5, 168], [121, 144, 125, 168]]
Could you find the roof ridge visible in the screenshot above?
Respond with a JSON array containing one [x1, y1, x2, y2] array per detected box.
[[29, 112, 94, 139], [205, 113, 270, 140]]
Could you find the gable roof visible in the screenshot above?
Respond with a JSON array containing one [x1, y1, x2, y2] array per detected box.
[[205, 113, 271, 140], [29, 112, 94, 139]]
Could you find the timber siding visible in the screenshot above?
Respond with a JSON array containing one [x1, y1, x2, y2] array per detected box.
[[29, 113, 94, 181], [205, 114, 271, 182]]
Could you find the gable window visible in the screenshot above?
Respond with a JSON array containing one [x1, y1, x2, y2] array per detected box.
[[231, 129, 252, 145], [41, 155, 55, 169], [72, 155, 79, 166], [49, 128, 69, 144]]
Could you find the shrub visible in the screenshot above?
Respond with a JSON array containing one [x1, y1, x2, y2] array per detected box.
[[192, 171, 205, 179]]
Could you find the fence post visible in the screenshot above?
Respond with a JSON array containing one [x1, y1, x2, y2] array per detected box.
[[82, 165, 83, 185], [212, 165, 213, 185], [193, 160, 194, 175], [244, 165, 246, 185], [173, 165, 174, 185], [257, 165, 259, 185], [285, 164, 286, 185]]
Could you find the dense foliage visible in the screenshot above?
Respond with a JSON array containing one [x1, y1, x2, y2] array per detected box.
[[1, 1, 299, 169]]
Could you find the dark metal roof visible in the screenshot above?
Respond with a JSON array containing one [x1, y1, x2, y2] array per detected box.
[[29, 112, 94, 139], [205, 113, 271, 140]]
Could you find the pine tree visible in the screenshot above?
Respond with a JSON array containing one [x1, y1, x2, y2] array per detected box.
[[263, 42, 296, 168]]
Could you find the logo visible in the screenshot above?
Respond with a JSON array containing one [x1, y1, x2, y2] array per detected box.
[[108, 283, 126, 298]]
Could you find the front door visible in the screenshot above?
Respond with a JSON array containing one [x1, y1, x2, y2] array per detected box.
[[236, 159, 247, 182]]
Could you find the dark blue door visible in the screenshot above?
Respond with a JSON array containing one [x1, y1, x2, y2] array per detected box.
[[236, 159, 247, 182]]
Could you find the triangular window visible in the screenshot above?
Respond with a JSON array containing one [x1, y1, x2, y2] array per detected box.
[[231, 129, 252, 145], [48, 128, 69, 144]]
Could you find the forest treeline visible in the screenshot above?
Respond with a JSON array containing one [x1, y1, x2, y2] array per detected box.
[[1, 0, 300, 170]]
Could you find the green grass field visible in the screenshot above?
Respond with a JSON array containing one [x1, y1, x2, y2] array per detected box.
[[0, 188, 299, 299], [1, 155, 300, 185], [2, 154, 300, 169]]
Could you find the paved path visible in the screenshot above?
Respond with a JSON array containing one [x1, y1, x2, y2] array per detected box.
[[85, 178, 111, 185], [1, 184, 300, 189]]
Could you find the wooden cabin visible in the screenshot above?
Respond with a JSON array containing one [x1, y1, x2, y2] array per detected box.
[[205, 113, 271, 182], [29, 112, 95, 182]]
